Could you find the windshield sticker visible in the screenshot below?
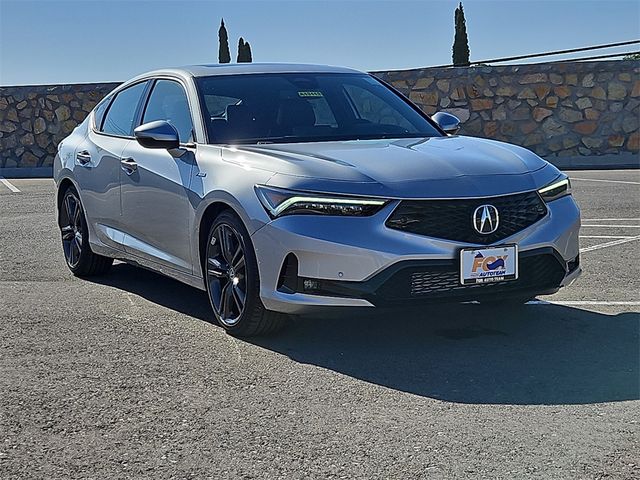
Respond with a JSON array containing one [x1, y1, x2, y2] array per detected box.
[[298, 91, 324, 98]]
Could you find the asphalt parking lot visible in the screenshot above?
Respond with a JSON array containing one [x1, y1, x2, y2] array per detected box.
[[1, 170, 639, 479]]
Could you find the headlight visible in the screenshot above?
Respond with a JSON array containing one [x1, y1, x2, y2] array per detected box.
[[255, 185, 388, 218], [538, 175, 571, 202]]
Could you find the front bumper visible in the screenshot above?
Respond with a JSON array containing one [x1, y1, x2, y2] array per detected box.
[[251, 195, 581, 314]]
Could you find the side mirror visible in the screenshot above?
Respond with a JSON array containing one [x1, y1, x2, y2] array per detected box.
[[432, 112, 461, 135], [134, 120, 180, 149]]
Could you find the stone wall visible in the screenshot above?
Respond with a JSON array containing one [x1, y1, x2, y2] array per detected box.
[[373, 60, 639, 159], [0, 83, 119, 169], [1, 60, 638, 170]]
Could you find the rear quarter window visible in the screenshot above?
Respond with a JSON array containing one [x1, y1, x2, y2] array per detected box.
[[93, 96, 112, 130]]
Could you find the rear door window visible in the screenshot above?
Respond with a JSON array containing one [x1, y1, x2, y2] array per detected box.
[[101, 81, 148, 137]]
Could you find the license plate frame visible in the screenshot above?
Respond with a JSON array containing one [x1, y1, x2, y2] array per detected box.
[[459, 244, 518, 286]]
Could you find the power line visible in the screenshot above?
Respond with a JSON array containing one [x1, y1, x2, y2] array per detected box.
[[417, 39, 640, 69], [467, 39, 639, 66], [542, 51, 639, 64]]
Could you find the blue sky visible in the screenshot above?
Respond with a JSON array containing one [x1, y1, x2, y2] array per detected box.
[[1, 0, 638, 85]]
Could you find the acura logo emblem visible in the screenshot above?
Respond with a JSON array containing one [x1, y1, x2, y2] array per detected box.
[[473, 205, 499, 234]]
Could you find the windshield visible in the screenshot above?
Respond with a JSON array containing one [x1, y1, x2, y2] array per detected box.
[[195, 73, 442, 144]]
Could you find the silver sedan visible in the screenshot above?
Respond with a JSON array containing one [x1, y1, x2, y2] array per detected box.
[[54, 63, 581, 336]]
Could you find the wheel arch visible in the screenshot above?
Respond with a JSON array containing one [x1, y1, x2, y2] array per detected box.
[[197, 200, 246, 279], [56, 176, 81, 226], [56, 177, 75, 208]]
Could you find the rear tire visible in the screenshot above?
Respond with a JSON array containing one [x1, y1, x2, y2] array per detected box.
[[58, 186, 113, 276], [204, 210, 286, 337]]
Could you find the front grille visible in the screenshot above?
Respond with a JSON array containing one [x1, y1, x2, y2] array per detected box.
[[410, 269, 460, 295], [386, 191, 547, 244], [375, 254, 566, 302]]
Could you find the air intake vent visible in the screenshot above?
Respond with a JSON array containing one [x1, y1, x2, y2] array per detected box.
[[277, 253, 299, 293]]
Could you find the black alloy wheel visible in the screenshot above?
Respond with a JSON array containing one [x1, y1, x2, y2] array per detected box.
[[205, 211, 286, 336], [58, 186, 113, 276], [206, 222, 247, 326], [60, 190, 84, 269]]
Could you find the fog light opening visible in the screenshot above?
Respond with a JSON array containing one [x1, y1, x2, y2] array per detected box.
[[303, 279, 320, 291]]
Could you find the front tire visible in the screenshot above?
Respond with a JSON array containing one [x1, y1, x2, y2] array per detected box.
[[58, 186, 113, 276], [204, 210, 286, 336]]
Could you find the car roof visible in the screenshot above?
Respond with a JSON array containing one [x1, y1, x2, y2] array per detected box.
[[143, 63, 364, 79]]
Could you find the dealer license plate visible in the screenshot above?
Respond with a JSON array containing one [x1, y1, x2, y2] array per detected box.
[[460, 245, 518, 285]]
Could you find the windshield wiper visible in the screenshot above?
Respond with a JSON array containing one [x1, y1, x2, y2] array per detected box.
[[231, 136, 298, 145], [225, 133, 435, 145]]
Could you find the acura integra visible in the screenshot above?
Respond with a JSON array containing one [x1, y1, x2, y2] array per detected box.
[[54, 64, 581, 336]]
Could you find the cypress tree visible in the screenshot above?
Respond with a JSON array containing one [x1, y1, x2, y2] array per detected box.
[[218, 18, 231, 63], [238, 37, 252, 62], [237, 37, 245, 62], [452, 2, 470, 67]]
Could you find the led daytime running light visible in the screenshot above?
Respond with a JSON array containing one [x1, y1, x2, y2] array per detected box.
[[271, 196, 384, 216], [256, 186, 387, 217], [538, 178, 569, 195]]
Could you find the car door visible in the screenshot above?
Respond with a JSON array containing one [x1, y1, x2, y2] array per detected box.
[[73, 81, 149, 251], [119, 78, 195, 273]]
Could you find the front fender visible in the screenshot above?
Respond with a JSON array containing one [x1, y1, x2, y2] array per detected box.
[[189, 155, 274, 279]]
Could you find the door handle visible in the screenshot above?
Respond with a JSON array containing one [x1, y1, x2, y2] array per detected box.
[[76, 150, 91, 166], [120, 157, 138, 175]]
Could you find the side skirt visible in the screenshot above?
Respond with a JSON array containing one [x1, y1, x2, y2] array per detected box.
[[90, 241, 206, 291]]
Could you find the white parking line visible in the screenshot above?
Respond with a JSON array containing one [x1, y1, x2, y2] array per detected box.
[[0, 177, 20, 193], [583, 218, 640, 222], [571, 177, 640, 185], [579, 235, 635, 239], [581, 224, 640, 228], [580, 235, 640, 253], [529, 300, 640, 306]]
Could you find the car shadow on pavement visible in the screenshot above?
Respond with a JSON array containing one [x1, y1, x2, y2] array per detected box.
[[249, 304, 640, 405], [90, 263, 639, 406], [88, 262, 213, 322]]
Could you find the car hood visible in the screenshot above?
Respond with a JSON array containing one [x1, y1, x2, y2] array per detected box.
[[224, 136, 561, 198]]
